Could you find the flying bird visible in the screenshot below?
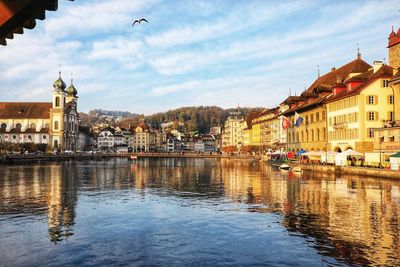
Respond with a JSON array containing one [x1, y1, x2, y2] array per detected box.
[[132, 18, 149, 27]]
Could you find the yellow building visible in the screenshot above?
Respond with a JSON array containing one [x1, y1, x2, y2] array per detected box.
[[326, 62, 394, 153], [0, 73, 79, 151]]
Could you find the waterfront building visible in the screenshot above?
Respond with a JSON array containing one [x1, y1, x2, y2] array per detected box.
[[78, 126, 95, 151], [367, 27, 400, 156], [0, 74, 79, 151], [97, 128, 118, 149], [221, 111, 246, 152], [326, 61, 394, 152], [129, 122, 155, 152]]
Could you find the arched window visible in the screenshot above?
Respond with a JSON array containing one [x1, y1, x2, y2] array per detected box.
[[311, 129, 314, 142], [0, 123, 6, 131], [296, 132, 299, 143], [54, 140, 58, 148], [30, 123, 36, 130], [301, 131, 304, 142], [45, 123, 49, 129], [322, 127, 326, 141], [317, 128, 320, 141], [306, 130, 309, 142], [16, 123, 22, 130], [55, 96, 60, 107], [54, 121, 59, 130]]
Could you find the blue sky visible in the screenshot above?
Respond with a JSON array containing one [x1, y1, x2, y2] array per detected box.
[[0, 0, 399, 114]]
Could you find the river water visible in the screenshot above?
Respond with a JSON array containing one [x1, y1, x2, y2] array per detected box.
[[0, 158, 399, 266]]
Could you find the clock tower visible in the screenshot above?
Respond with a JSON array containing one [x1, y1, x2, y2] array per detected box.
[[388, 26, 400, 69]]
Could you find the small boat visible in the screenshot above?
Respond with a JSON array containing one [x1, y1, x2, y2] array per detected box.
[[292, 166, 302, 172], [279, 164, 291, 170]]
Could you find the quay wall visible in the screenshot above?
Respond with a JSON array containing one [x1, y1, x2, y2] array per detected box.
[[0, 153, 260, 164], [300, 164, 400, 179]]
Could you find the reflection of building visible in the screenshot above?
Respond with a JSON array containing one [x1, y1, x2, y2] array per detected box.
[[0, 164, 78, 243], [0, 74, 79, 150]]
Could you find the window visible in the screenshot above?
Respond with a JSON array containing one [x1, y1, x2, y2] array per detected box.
[[322, 111, 326, 120], [354, 113, 358, 122], [389, 95, 394, 104], [311, 114, 314, 123], [368, 112, 377, 121], [316, 112, 320, 122], [367, 95, 375, 104], [43, 135, 46, 139], [16, 123, 21, 130], [28, 135, 32, 140], [54, 121, 59, 130], [305, 115, 309, 124], [368, 129, 374, 138], [0, 123, 6, 130], [389, 111, 394, 121], [383, 80, 389, 87], [30, 123, 36, 129], [12, 135, 16, 140], [55, 96, 60, 107]]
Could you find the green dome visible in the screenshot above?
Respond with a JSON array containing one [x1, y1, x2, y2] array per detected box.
[[53, 73, 66, 90], [66, 82, 78, 97]]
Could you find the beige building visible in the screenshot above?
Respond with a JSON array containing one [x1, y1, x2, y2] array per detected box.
[[0, 73, 79, 151], [326, 62, 394, 153], [129, 122, 155, 152], [221, 112, 246, 151]]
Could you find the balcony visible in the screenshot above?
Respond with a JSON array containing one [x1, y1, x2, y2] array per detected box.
[[332, 122, 347, 129]]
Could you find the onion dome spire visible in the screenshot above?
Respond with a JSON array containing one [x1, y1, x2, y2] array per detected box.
[[53, 71, 66, 91], [66, 78, 78, 97]]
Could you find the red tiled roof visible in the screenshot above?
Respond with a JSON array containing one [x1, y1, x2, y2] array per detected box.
[[306, 57, 371, 93], [326, 64, 393, 103], [0, 102, 51, 119]]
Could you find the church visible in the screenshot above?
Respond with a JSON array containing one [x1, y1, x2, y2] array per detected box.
[[0, 73, 79, 151]]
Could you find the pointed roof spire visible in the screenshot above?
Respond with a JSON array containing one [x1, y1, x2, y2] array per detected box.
[[356, 43, 361, 59]]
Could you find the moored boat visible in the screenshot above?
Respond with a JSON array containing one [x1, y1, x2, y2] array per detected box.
[[279, 164, 291, 170]]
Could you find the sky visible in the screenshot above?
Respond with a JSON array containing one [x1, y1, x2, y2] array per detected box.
[[0, 0, 399, 115]]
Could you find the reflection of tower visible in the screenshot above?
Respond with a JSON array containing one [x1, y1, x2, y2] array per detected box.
[[47, 164, 78, 242]]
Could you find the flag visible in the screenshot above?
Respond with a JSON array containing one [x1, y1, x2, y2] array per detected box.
[[281, 115, 291, 130], [294, 112, 304, 127]]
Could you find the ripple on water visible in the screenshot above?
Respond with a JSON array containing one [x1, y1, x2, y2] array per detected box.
[[0, 159, 400, 266]]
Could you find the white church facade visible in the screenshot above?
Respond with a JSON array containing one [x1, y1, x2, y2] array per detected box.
[[0, 73, 79, 151]]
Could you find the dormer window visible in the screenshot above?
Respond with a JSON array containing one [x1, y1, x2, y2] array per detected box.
[[383, 80, 389, 87]]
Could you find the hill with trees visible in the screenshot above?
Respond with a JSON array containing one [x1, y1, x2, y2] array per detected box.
[[80, 106, 264, 134]]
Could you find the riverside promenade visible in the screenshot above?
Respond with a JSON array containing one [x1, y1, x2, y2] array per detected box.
[[0, 152, 261, 164]]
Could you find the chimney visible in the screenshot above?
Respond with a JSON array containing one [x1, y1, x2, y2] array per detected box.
[[331, 67, 336, 71], [373, 60, 383, 73], [336, 75, 342, 84]]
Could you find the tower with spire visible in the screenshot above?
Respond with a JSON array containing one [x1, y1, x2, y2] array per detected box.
[[49, 71, 79, 151], [388, 26, 400, 69]]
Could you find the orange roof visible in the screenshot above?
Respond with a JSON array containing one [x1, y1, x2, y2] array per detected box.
[[306, 57, 371, 93], [326, 64, 393, 103], [0, 102, 51, 119]]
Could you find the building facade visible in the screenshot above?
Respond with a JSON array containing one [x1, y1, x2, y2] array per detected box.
[[0, 73, 79, 151]]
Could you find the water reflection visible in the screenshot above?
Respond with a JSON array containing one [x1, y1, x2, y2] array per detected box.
[[0, 158, 399, 266]]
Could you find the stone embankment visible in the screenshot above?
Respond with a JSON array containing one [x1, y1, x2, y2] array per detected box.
[[0, 153, 260, 164], [299, 164, 400, 179]]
